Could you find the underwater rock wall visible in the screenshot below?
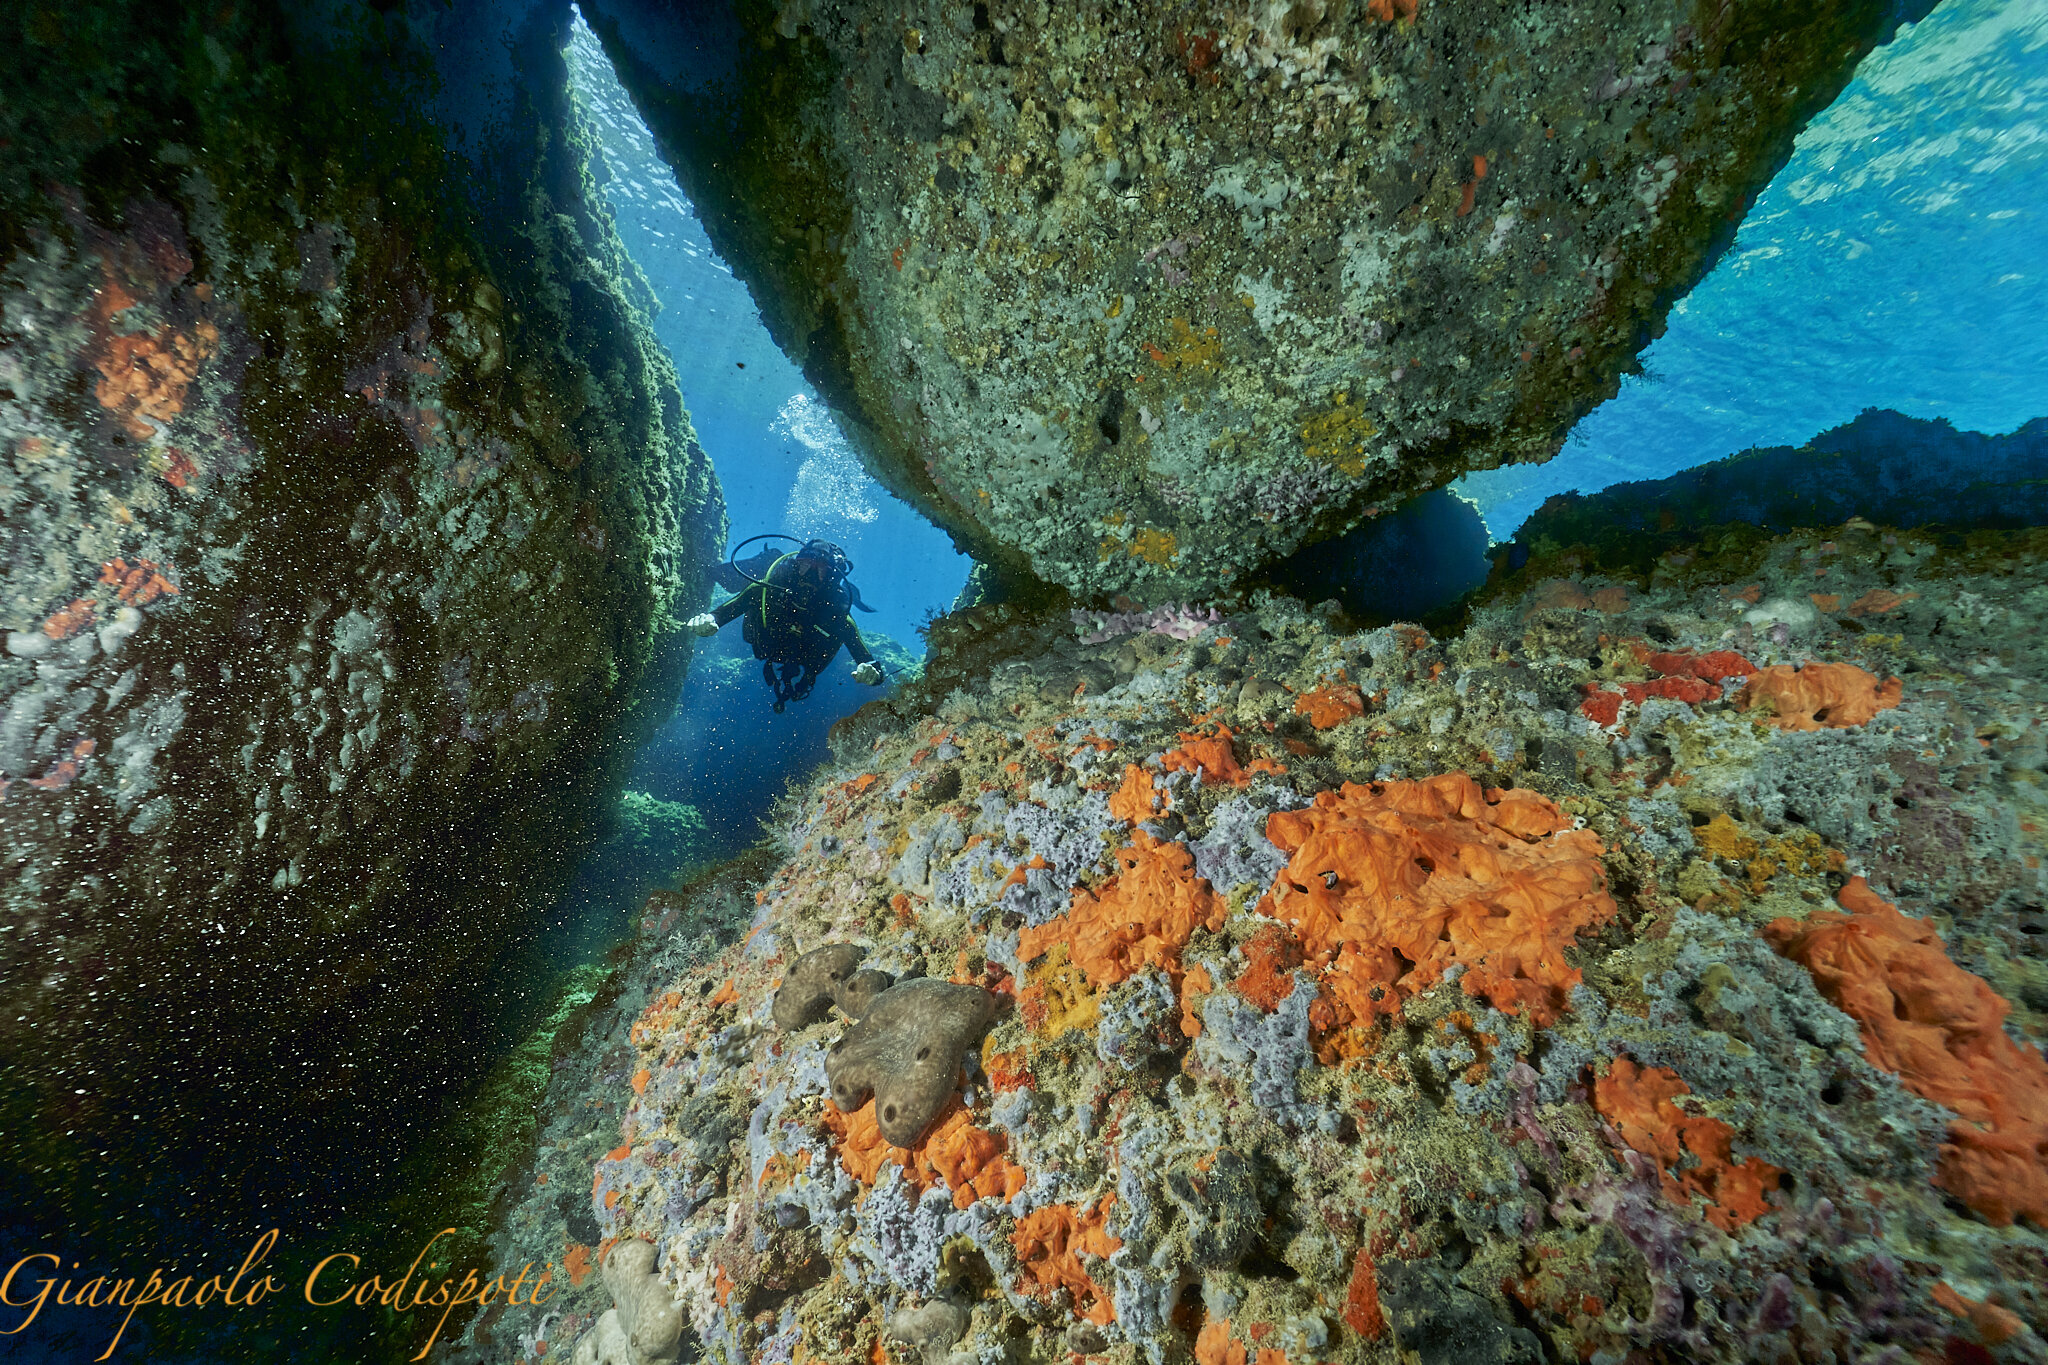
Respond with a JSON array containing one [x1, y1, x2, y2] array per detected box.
[[580, 0, 1912, 602], [528, 514, 2046, 1365], [1504, 407, 2048, 567], [0, 0, 723, 1229]]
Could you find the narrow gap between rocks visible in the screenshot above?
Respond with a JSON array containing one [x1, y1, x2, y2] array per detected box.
[[522, 18, 976, 978]]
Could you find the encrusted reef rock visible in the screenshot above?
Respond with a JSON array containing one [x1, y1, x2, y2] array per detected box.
[[0, 0, 722, 1232], [548, 515, 2047, 1365], [581, 0, 1914, 599]]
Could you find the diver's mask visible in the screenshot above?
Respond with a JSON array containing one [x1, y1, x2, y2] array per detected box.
[[798, 540, 853, 583]]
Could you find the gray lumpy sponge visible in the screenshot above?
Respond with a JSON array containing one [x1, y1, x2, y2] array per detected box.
[[773, 944, 870, 1031], [572, 1238, 686, 1365], [827, 978, 997, 1145]]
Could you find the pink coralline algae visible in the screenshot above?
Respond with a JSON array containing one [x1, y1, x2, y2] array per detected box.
[[1143, 233, 1202, 287], [1073, 603, 1223, 644]]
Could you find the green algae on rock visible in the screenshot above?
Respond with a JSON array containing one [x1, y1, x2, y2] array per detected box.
[[580, 0, 1913, 601], [0, 0, 724, 1247], [610, 789, 716, 898], [543, 516, 2044, 1365]]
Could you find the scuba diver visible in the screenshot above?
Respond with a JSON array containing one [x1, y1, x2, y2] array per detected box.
[[688, 537, 885, 712]]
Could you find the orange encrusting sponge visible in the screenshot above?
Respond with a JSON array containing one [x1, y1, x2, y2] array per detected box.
[[1011, 1197, 1121, 1323], [821, 1096, 1026, 1210], [1018, 830, 1227, 990], [1736, 662, 1902, 731], [1765, 877, 2048, 1228], [1295, 682, 1366, 729], [1259, 774, 1616, 1029], [1594, 1058, 1784, 1231], [1108, 763, 1164, 823]]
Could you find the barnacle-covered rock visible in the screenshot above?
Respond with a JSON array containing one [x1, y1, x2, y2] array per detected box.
[[828, 979, 999, 1146], [676, 1091, 749, 1181]]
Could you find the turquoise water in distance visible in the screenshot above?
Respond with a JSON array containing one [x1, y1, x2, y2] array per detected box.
[[1456, 0, 2048, 543], [567, 19, 970, 649]]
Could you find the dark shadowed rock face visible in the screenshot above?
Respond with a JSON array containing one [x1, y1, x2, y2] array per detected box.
[[0, 0, 723, 1234], [581, 0, 1909, 602]]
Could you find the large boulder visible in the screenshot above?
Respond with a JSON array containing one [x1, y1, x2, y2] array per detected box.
[[581, 0, 1917, 601], [562, 517, 2048, 1365], [0, 0, 723, 1234]]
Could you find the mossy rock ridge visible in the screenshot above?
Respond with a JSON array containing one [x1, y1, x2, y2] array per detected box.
[[1485, 407, 2048, 588]]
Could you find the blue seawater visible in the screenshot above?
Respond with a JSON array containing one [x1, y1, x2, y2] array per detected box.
[[1456, 0, 2048, 542], [567, 19, 969, 648]]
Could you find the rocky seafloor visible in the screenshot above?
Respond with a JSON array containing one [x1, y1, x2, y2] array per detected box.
[[469, 517, 2048, 1365]]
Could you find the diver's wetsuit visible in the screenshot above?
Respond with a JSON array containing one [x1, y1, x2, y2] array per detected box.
[[711, 552, 875, 710]]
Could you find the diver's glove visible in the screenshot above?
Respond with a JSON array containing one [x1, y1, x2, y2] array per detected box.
[[686, 613, 719, 637], [852, 661, 883, 686]]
